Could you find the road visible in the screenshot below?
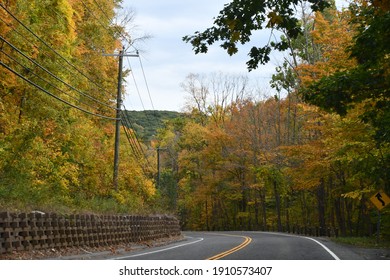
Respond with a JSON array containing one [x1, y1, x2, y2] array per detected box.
[[108, 231, 373, 260]]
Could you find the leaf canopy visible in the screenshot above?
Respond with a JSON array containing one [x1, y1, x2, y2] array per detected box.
[[183, 0, 330, 70]]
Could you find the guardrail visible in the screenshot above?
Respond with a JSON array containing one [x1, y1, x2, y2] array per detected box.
[[0, 212, 181, 254]]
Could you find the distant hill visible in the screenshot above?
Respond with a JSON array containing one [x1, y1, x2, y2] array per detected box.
[[122, 110, 183, 142]]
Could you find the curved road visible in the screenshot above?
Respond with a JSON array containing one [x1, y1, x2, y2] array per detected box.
[[109, 231, 367, 260]]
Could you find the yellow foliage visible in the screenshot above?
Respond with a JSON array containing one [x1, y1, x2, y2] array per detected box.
[[296, 10, 357, 87]]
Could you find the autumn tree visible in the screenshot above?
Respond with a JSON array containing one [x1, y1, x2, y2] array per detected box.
[[0, 0, 156, 213], [304, 1, 390, 145]]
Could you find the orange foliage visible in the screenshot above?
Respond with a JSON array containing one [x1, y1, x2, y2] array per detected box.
[[296, 10, 357, 87]]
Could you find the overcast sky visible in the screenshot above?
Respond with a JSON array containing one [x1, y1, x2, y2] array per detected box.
[[121, 0, 347, 112]]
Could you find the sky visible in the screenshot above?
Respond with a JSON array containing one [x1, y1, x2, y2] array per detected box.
[[121, 0, 348, 112]]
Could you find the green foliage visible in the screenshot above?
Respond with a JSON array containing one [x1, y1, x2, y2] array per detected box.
[[123, 110, 183, 142], [183, 0, 329, 71], [304, 4, 390, 144]]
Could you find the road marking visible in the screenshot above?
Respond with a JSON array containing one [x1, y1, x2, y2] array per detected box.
[[110, 237, 204, 260], [255, 232, 340, 260], [300, 236, 340, 260], [207, 233, 252, 260]]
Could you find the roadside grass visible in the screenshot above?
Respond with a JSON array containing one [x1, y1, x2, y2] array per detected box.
[[330, 236, 390, 248]]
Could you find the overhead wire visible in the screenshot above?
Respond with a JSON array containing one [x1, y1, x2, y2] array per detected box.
[[121, 105, 154, 171], [1, 2, 160, 183], [138, 56, 155, 111], [125, 56, 157, 133], [91, 0, 134, 49], [120, 113, 143, 159], [120, 108, 145, 157], [0, 47, 104, 112], [0, 2, 126, 121], [0, 61, 119, 120], [0, 35, 117, 111], [121, 125, 141, 157], [0, 16, 115, 105], [0, 3, 115, 99], [120, 109, 155, 176], [87, 1, 158, 139], [78, 0, 152, 126], [125, 56, 147, 111], [1, 1, 158, 170]]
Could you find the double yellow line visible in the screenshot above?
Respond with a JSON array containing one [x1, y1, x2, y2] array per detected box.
[[207, 233, 252, 260]]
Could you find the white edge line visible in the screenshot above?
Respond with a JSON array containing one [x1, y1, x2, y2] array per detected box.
[[110, 237, 204, 260], [256, 232, 340, 260], [300, 236, 340, 260]]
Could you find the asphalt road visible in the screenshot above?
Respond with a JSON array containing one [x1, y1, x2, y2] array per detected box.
[[108, 231, 379, 260]]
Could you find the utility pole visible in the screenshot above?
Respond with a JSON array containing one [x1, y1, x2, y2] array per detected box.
[[157, 147, 167, 189], [103, 47, 139, 191]]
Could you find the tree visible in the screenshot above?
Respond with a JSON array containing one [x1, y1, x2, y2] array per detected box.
[[181, 72, 251, 126], [183, 0, 330, 70], [303, 1, 390, 144], [0, 0, 156, 213]]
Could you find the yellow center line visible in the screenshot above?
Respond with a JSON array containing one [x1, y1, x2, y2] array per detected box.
[[206, 233, 252, 260]]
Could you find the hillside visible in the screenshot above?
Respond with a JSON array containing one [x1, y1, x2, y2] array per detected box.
[[0, 0, 161, 214], [123, 110, 183, 142]]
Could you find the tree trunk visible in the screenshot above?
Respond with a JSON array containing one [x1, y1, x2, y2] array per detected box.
[[317, 178, 326, 235], [274, 180, 282, 232], [285, 196, 290, 233], [335, 197, 346, 236], [254, 197, 260, 230], [205, 199, 210, 231], [260, 189, 267, 231]]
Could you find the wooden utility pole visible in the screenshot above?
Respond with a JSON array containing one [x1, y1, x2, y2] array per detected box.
[[103, 47, 139, 190], [156, 147, 167, 189]]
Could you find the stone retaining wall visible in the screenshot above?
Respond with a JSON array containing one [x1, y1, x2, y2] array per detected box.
[[0, 212, 181, 254]]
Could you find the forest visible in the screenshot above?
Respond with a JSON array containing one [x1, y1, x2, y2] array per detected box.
[[0, 0, 389, 240], [123, 110, 182, 142], [0, 0, 158, 214], [160, 0, 390, 238]]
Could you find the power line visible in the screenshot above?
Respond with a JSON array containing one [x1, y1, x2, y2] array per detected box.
[[121, 106, 154, 170], [121, 122, 143, 159], [121, 122, 141, 157], [0, 3, 114, 99], [125, 56, 157, 131], [0, 48, 104, 112], [0, 17, 114, 104], [0, 35, 117, 111], [125, 56, 147, 111], [103, 48, 140, 189], [120, 110, 155, 176], [120, 110, 144, 157], [138, 56, 155, 111], [0, 61, 119, 120], [1, 2, 155, 185], [120, 110, 141, 153], [91, 0, 134, 48], [121, 105, 146, 152]]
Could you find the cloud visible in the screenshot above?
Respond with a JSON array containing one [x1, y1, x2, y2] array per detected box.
[[122, 0, 279, 111]]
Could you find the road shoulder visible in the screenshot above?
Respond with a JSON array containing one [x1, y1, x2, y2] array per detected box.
[[314, 237, 390, 260]]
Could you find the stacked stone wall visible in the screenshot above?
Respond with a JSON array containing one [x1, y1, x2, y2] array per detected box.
[[0, 212, 181, 254]]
